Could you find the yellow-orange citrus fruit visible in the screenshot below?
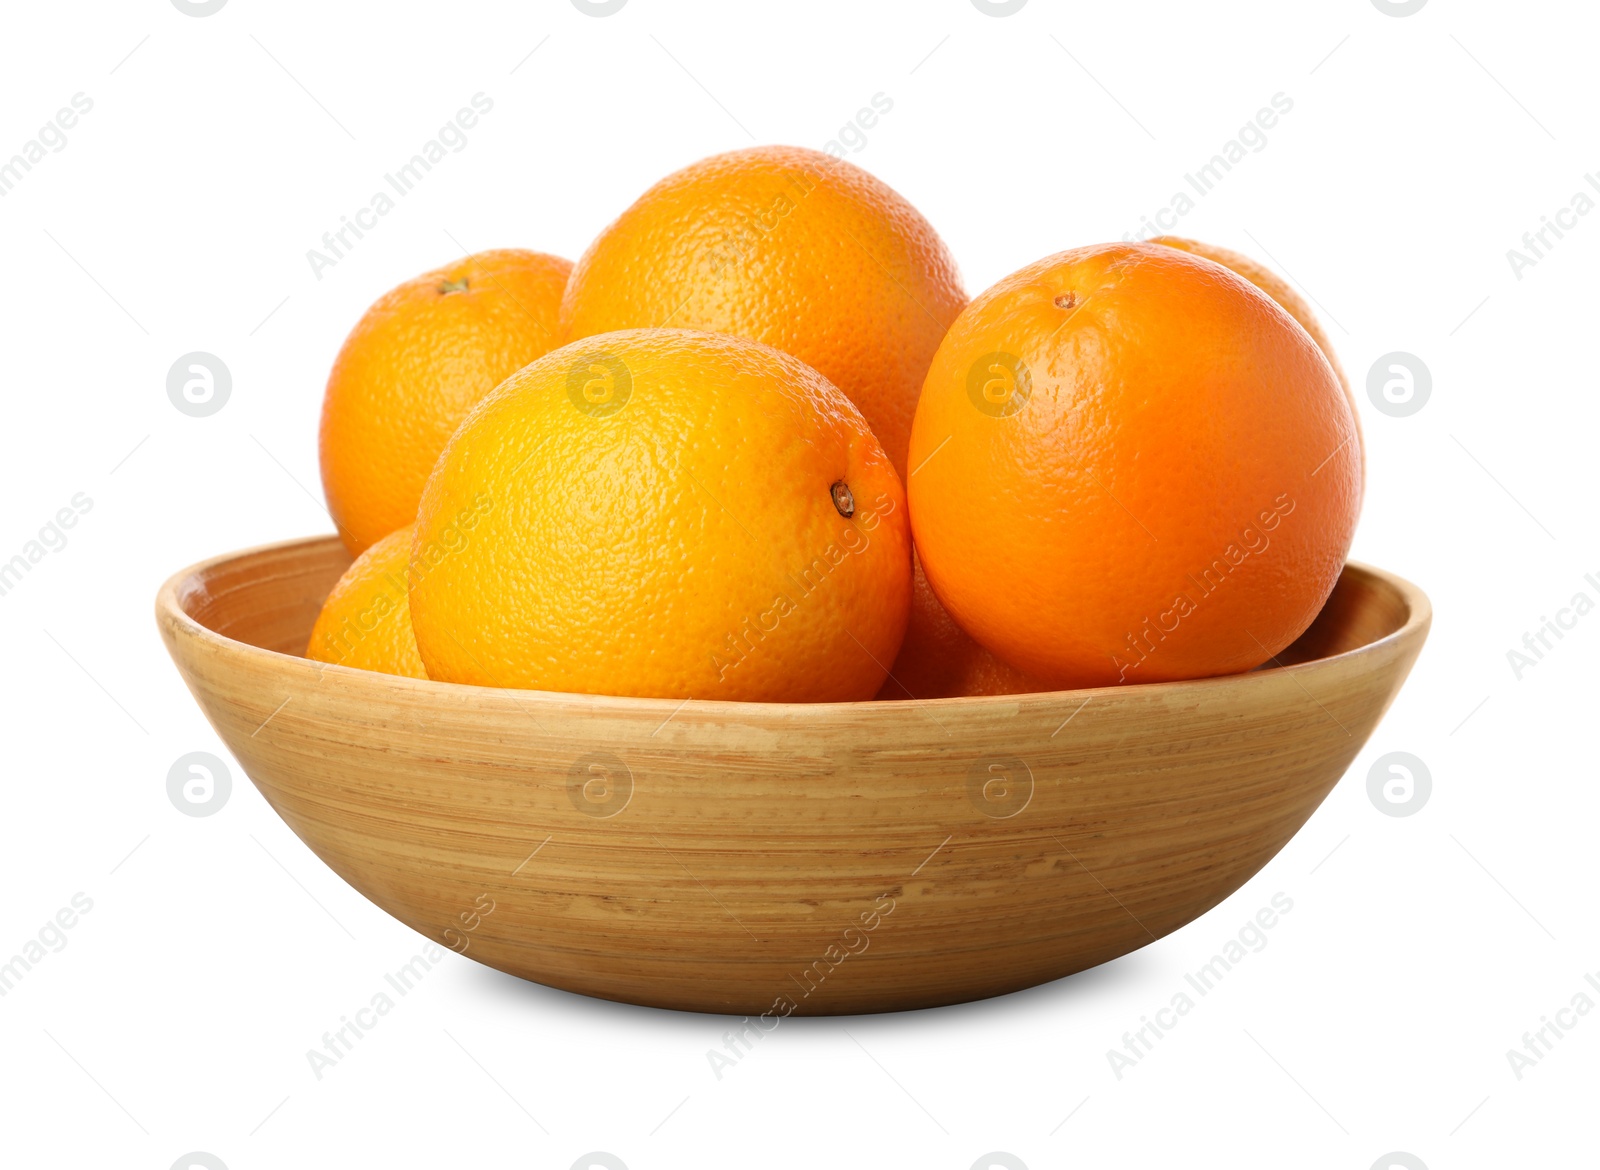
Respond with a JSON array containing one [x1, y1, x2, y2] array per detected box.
[[320, 248, 571, 554], [1151, 235, 1362, 480], [409, 328, 912, 701], [305, 526, 427, 679], [876, 553, 1045, 700], [908, 242, 1361, 689], [559, 145, 965, 474]]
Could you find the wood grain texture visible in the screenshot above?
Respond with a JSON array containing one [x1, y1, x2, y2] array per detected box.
[[156, 536, 1430, 1015]]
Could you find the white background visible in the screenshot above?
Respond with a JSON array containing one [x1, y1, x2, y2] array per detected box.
[[1, 0, 1594, 1167]]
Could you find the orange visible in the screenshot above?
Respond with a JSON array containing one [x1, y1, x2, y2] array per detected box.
[[559, 145, 966, 474], [320, 248, 571, 554], [1150, 235, 1362, 480], [876, 552, 1045, 700], [306, 526, 427, 679], [908, 242, 1361, 689], [408, 328, 912, 702]]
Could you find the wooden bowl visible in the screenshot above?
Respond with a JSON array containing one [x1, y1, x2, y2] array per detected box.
[[157, 536, 1429, 1015]]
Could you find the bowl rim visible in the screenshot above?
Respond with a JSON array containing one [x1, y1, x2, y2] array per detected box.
[[156, 534, 1432, 717]]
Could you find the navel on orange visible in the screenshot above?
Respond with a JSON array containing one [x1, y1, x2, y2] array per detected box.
[[908, 242, 1361, 689], [409, 329, 912, 702], [320, 248, 571, 554]]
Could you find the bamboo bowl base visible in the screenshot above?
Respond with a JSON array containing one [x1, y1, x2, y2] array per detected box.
[[157, 537, 1428, 1015]]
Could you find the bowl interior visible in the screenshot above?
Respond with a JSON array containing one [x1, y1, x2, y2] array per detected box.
[[175, 537, 354, 658], [173, 535, 1410, 690]]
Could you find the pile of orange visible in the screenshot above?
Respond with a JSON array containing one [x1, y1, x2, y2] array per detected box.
[[308, 145, 1362, 702]]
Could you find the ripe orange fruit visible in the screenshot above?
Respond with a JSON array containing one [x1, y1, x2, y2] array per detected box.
[[559, 145, 965, 474], [876, 553, 1044, 700], [908, 242, 1361, 689], [320, 248, 571, 554], [306, 526, 427, 679], [1150, 235, 1362, 481], [409, 329, 912, 701], [1149, 236, 1347, 392]]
